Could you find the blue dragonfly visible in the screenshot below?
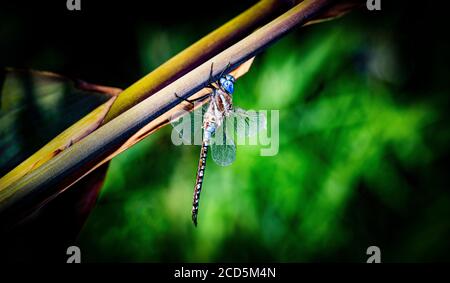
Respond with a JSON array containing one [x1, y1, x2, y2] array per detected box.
[[171, 63, 266, 226]]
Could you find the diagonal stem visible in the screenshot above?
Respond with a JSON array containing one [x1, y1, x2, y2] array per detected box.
[[0, 0, 340, 225]]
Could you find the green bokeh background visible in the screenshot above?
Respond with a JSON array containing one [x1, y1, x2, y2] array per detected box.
[[76, 7, 450, 262], [1, 1, 449, 262]]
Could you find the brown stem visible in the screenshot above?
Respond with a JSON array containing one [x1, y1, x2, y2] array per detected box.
[[0, 0, 342, 225]]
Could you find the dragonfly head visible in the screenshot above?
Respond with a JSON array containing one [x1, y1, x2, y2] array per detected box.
[[219, 74, 235, 94]]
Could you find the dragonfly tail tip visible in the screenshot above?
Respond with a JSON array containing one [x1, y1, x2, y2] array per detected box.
[[192, 214, 198, 227]]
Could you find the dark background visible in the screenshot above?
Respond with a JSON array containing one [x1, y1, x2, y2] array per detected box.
[[0, 1, 256, 87], [1, 0, 450, 262]]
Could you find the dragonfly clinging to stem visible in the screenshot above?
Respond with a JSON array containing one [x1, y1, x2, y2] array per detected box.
[[171, 62, 266, 226]]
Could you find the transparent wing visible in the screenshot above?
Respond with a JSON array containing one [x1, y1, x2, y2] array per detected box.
[[209, 108, 266, 166], [229, 107, 267, 139], [169, 103, 208, 146], [210, 122, 236, 167]]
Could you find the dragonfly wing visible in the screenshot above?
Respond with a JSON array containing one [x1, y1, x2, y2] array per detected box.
[[211, 124, 236, 166], [170, 104, 207, 145], [230, 107, 267, 138]]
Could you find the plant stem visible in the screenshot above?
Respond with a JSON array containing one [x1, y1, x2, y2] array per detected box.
[[0, 0, 339, 224], [102, 0, 293, 124]]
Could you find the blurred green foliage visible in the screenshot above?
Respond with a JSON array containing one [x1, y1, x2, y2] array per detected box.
[[77, 13, 450, 262]]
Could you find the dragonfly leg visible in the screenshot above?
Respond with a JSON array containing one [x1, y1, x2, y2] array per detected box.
[[175, 92, 193, 105], [205, 62, 217, 89], [218, 62, 231, 79], [175, 92, 209, 105], [205, 61, 231, 89], [209, 62, 214, 82]]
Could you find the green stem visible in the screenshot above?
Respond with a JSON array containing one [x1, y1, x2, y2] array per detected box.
[[0, 0, 339, 225]]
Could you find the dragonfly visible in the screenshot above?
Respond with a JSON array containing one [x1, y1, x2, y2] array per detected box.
[[171, 63, 266, 226]]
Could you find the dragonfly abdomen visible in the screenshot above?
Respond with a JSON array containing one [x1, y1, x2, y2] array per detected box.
[[192, 142, 208, 226]]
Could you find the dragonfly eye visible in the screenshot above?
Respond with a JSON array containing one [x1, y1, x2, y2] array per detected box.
[[219, 75, 235, 94], [225, 74, 235, 83]]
